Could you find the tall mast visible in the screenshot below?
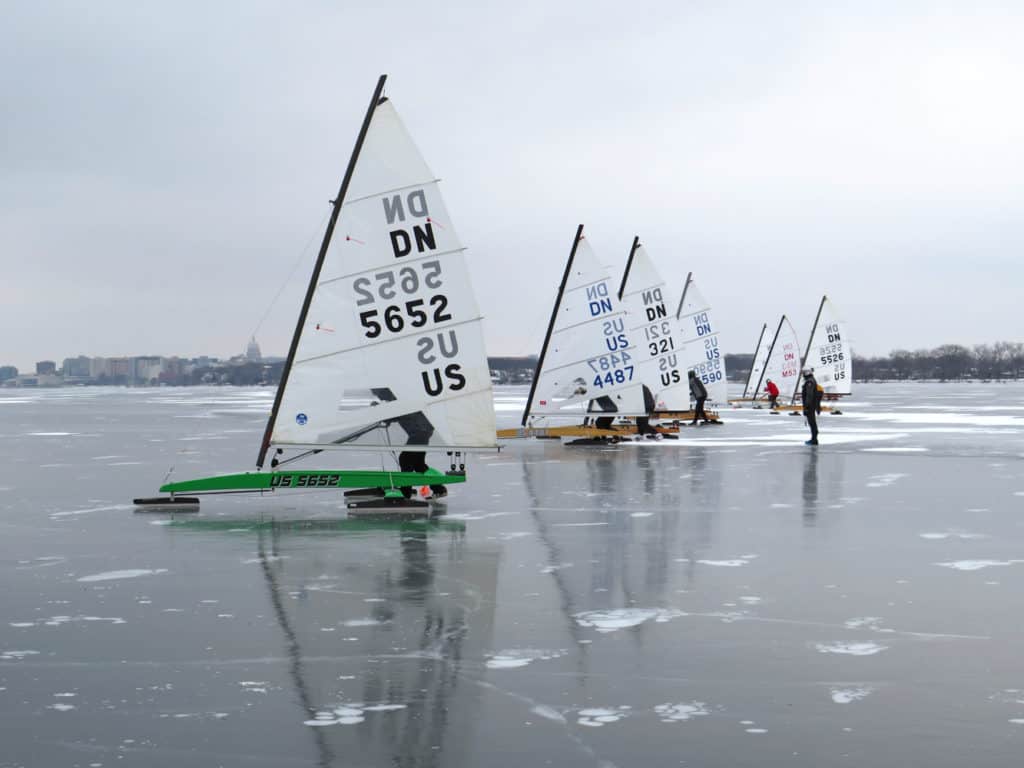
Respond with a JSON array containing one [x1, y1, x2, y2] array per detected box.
[[257, 74, 388, 469], [792, 295, 827, 403], [751, 315, 786, 403], [617, 236, 641, 301], [522, 224, 585, 427], [741, 323, 767, 399], [674, 271, 694, 320]]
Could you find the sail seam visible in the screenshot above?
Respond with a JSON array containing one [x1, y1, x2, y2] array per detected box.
[[550, 311, 628, 336], [293, 316, 482, 364], [318, 248, 467, 286], [539, 346, 640, 374], [344, 178, 440, 205]]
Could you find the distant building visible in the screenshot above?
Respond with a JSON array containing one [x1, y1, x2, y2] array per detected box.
[[62, 356, 92, 379], [0, 365, 17, 382], [90, 357, 109, 378], [245, 336, 262, 362], [36, 360, 57, 375], [133, 356, 164, 384]]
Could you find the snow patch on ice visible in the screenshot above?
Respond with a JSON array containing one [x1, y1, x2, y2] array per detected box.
[[936, 560, 1024, 571], [16, 615, 126, 627], [1, 650, 40, 660], [866, 473, 908, 488], [574, 608, 687, 633], [831, 687, 873, 704], [486, 648, 567, 669], [342, 618, 388, 627], [577, 706, 630, 727], [531, 705, 566, 723], [815, 642, 888, 656], [304, 702, 406, 727], [919, 531, 988, 540], [654, 702, 708, 722], [697, 559, 749, 567], [77, 569, 168, 582]]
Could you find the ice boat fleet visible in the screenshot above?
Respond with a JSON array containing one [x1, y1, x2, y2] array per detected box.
[[133, 75, 852, 513]]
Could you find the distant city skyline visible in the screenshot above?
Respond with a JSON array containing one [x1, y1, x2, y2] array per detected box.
[[3, 3, 1022, 371]]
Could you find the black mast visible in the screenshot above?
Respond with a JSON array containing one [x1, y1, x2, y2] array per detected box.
[[617, 236, 641, 301], [674, 271, 694, 320], [751, 315, 786, 404], [741, 323, 767, 399], [792, 295, 827, 404], [521, 224, 585, 427], [257, 74, 388, 469]]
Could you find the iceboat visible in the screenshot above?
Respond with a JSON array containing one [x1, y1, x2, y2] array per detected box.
[[613, 241, 722, 426], [787, 294, 851, 413], [497, 226, 673, 443], [746, 314, 802, 412], [662, 270, 727, 422], [134, 75, 496, 512]]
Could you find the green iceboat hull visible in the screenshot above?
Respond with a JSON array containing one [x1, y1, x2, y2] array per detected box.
[[160, 468, 466, 495]]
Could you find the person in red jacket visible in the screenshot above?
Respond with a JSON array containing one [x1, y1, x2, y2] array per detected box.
[[764, 378, 780, 409]]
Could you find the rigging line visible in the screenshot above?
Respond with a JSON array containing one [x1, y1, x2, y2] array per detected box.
[[249, 207, 332, 340]]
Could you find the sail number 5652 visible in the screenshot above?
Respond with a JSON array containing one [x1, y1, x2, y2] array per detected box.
[[360, 296, 451, 338], [353, 261, 442, 306]]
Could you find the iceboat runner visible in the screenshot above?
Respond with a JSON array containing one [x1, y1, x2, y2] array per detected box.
[[497, 226, 675, 443], [135, 75, 497, 511], [787, 295, 850, 413]]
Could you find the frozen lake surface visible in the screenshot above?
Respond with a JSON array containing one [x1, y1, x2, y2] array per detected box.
[[2, 382, 1024, 767]]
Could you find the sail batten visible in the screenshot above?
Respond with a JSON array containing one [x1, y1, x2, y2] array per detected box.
[[319, 247, 467, 286]]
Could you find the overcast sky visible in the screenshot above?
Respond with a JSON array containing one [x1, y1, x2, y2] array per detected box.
[[2, 1, 1022, 371]]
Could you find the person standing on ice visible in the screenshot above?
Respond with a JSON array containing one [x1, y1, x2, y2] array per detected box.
[[688, 370, 709, 425], [764, 378, 780, 409], [801, 368, 822, 445]]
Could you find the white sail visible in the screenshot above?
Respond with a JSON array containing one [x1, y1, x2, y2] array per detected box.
[[526, 229, 646, 420], [269, 97, 496, 452], [742, 323, 769, 399], [617, 241, 688, 411], [676, 273, 728, 407], [759, 315, 802, 399], [801, 296, 852, 397]]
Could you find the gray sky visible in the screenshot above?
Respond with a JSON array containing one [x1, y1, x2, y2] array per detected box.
[[3, 1, 1022, 371]]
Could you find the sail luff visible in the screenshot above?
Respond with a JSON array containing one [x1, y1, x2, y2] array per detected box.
[[617, 236, 641, 301], [257, 74, 388, 469], [522, 224, 584, 426], [792, 295, 826, 403], [742, 323, 768, 399], [675, 272, 693, 320]]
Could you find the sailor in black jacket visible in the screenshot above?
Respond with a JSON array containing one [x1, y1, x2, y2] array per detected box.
[[801, 368, 822, 445], [688, 370, 709, 425]]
